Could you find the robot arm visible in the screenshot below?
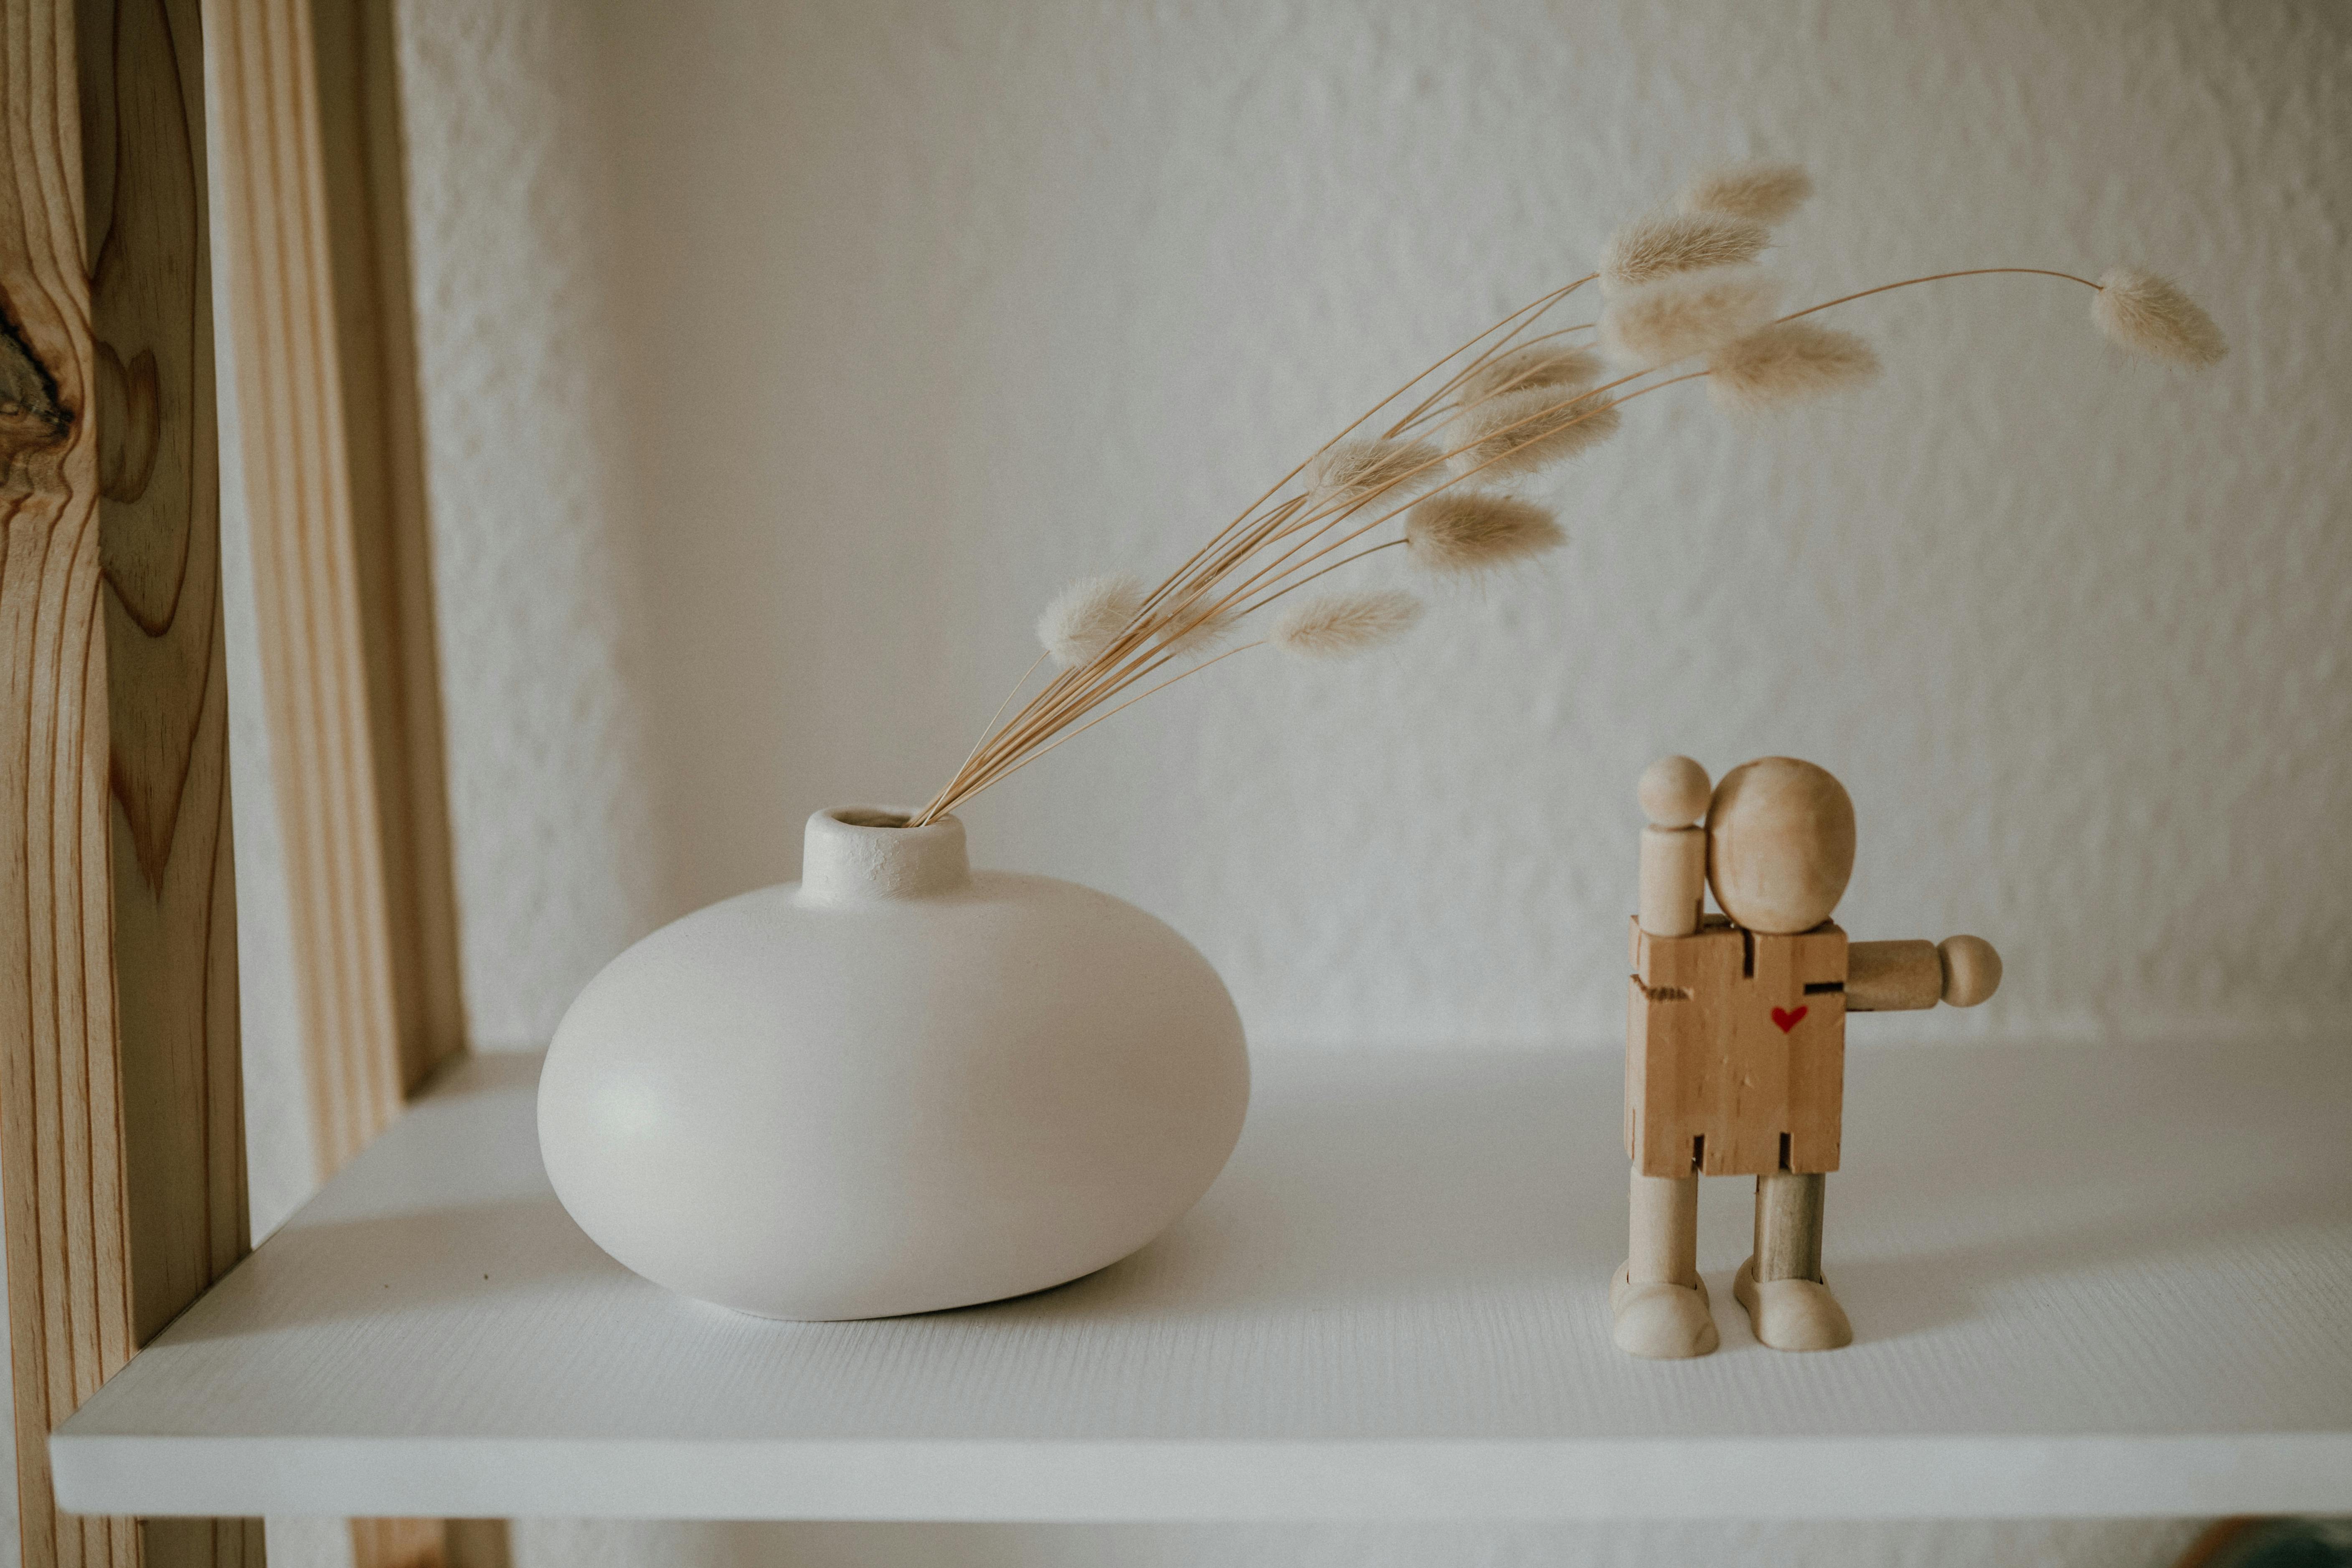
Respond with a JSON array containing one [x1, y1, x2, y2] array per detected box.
[[1846, 936, 2002, 1011], [1637, 756, 1711, 937], [1636, 751, 2003, 1010]]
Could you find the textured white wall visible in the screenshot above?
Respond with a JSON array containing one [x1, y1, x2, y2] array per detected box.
[[212, 1, 2351, 1566], [573, 0, 2345, 1054], [393, 0, 668, 1050]]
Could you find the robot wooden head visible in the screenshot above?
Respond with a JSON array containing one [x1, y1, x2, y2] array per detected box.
[[1705, 757, 1857, 935]]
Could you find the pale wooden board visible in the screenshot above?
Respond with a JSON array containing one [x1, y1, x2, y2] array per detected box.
[[304, 0, 467, 1111], [4, 0, 259, 1560], [211, 1, 483, 1559], [209, 3, 481, 1557], [211, 0, 468, 1187], [49, 1038, 2352, 1521]]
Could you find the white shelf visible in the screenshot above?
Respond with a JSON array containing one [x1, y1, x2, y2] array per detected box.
[[52, 1035, 2352, 1521]]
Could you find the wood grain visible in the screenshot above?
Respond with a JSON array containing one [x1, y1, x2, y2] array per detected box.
[[206, 2, 481, 1560], [1626, 916, 1848, 1177], [347, 1517, 505, 1568], [206, 0, 463, 1184], [3, 0, 259, 1561], [1846, 938, 1941, 1012], [1634, 825, 1703, 938], [1624, 1172, 1698, 1287], [344, 1519, 441, 1568], [1753, 1169, 1825, 1283], [305, 0, 463, 1105]]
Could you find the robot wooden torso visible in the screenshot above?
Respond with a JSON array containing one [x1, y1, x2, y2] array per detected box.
[[1626, 913, 1849, 1179]]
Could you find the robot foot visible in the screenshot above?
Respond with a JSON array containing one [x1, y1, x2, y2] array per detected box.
[[1611, 1263, 1720, 1359], [1733, 1256, 1854, 1351]]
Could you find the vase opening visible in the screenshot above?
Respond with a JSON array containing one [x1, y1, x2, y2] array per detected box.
[[799, 806, 972, 904]]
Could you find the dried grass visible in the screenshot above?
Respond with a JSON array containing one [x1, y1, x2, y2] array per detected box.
[[2093, 267, 2227, 367], [1707, 322, 1879, 412], [1601, 267, 1780, 369], [1456, 343, 1603, 403], [1154, 602, 1241, 659], [1035, 573, 1143, 669], [1309, 437, 1444, 505], [1405, 492, 1565, 576], [1679, 162, 1813, 225], [1600, 212, 1769, 296], [909, 177, 2227, 825], [1271, 589, 1423, 658], [1447, 386, 1623, 477]]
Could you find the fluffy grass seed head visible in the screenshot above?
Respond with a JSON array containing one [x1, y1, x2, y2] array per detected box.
[[1599, 211, 1769, 297], [1706, 321, 1880, 413], [1308, 436, 1445, 507], [1270, 588, 1423, 659], [1601, 266, 1781, 370], [1152, 601, 1241, 660], [1678, 162, 1814, 226], [1456, 343, 1603, 404], [1404, 491, 1566, 577], [1036, 571, 1144, 669], [2093, 267, 2226, 368], [1447, 386, 1623, 478]]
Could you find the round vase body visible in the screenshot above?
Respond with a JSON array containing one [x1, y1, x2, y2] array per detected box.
[[538, 807, 1250, 1319]]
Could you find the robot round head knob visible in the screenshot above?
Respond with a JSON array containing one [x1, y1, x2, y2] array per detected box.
[[1705, 757, 1856, 934]]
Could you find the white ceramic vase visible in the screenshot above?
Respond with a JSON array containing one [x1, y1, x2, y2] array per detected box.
[[538, 806, 1250, 1319]]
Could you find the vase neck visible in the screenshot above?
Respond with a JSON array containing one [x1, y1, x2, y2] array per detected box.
[[798, 807, 972, 904]]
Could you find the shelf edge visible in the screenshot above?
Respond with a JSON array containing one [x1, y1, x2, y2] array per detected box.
[[51, 1432, 2352, 1521]]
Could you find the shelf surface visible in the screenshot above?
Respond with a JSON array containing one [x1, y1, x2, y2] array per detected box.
[[52, 1033, 2352, 1520]]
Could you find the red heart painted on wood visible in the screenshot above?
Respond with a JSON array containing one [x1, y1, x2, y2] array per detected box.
[[1771, 1005, 1808, 1034]]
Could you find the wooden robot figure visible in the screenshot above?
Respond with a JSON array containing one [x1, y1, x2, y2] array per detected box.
[[1610, 755, 2003, 1359]]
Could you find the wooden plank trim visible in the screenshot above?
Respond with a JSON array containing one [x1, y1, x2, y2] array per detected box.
[[4, 0, 260, 1561], [310, 0, 464, 1102], [206, 1, 481, 1562], [207, 0, 406, 1179]]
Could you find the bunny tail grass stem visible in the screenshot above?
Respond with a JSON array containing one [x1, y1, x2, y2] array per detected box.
[[1246, 539, 1407, 608], [950, 643, 1264, 805], [934, 652, 1103, 797], [985, 532, 1279, 771], [1010, 462, 1431, 773], [1383, 279, 1597, 438], [954, 598, 1246, 799], [1383, 279, 1596, 437], [913, 650, 1050, 824], [1230, 370, 1706, 609], [972, 277, 1605, 776], [1186, 496, 1312, 595], [1154, 277, 1598, 617], [952, 365, 1714, 809], [1778, 266, 2102, 323], [918, 169, 2218, 825], [1139, 493, 1308, 621], [1236, 416, 1591, 602], [925, 343, 1714, 821], [1388, 322, 1600, 438], [1177, 433, 1469, 622], [1205, 448, 1462, 610], [940, 642, 1268, 813]]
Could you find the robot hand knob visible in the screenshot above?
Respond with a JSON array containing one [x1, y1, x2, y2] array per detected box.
[[1937, 936, 2002, 1007], [1638, 755, 1712, 829]]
